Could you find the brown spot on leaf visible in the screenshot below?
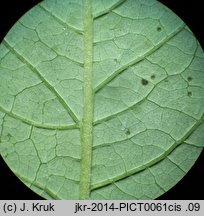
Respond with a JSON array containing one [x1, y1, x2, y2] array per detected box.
[[157, 27, 162, 32], [7, 133, 12, 138], [187, 76, 193, 82], [125, 129, 130, 135], [141, 79, 148, 86], [187, 91, 192, 97]]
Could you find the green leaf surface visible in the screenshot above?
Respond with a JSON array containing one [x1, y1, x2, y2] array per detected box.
[[0, 0, 204, 199]]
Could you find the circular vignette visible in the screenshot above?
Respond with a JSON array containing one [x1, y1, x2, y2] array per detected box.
[[0, 0, 204, 200]]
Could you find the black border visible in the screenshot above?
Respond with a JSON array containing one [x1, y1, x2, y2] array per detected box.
[[0, 0, 204, 200]]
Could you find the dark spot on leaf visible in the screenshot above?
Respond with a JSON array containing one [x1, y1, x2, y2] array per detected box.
[[165, 80, 168, 82], [187, 76, 193, 82], [141, 79, 148, 86], [188, 91, 192, 97], [7, 133, 12, 140], [151, 74, 156, 80], [7, 133, 12, 138], [157, 27, 162, 32], [125, 129, 130, 135]]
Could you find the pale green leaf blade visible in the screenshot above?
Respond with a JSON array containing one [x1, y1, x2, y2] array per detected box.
[[0, 0, 204, 200]]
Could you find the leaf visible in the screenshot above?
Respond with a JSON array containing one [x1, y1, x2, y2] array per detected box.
[[0, 0, 204, 200]]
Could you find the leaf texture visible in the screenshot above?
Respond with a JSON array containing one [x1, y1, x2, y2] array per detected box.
[[0, 0, 204, 199]]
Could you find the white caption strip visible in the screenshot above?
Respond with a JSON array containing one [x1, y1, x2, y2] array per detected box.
[[0, 200, 203, 215]]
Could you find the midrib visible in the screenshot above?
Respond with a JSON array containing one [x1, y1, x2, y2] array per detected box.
[[79, 0, 94, 199]]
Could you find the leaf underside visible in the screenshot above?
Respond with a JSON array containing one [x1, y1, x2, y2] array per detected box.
[[0, 0, 204, 200]]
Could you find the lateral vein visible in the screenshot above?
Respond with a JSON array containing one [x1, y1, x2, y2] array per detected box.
[[94, 23, 186, 93], [93, 0, 127, 19], [2, 40, 79, 124], [91, 111, 204, 190], [39, 5, 83, 35], [0, 105, 78, 130]]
